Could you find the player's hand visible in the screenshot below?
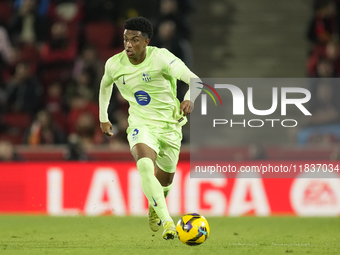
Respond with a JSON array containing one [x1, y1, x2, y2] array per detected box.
[[180, 100, 194, 116], [100, 121, 113, 137]]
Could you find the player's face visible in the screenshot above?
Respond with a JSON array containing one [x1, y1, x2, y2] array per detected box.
[[124, 30, 149, 63]]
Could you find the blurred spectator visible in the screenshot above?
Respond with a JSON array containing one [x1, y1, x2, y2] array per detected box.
[[83, 0, 122, 22], [315, 57, 336, 77], [65, 70, 97, 103], [40, 21, 77, 64], [26, 109, 66, 145], [67, 94, 99, 134], [105, 91, 129, 148], [47, 0, 83, 51], [0, 26, 16, 108], [307, 0, 340, 45], [307, 41, 340, 76], [44, 81, 67, 130], [297, 82, 340, 145], [0, 140, 21, 161], [5, 62, 42, 114], [152, 19, 192, 66], [0, 26, 16, 69], [307, 82, 340, 125], [72, 45, 103, 86], [64, 133, 89, 160], [48, 0, 83, 25], [109, 109, 129, 149], [152, 0, 192, 41], [8, 0, 48, 46], [108, 90, 129, 123], [74, 112, 102, 148], [151, 19, 192, 101], [14, 0, 50, 17], [174, 0, 193, 15]]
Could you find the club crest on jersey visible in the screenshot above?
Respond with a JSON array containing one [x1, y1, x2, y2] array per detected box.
[[142, 72, 151, 82], [134, 90, 151, 106]]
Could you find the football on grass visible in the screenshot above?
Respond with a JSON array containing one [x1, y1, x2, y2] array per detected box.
[[176, 213, 210, 246]]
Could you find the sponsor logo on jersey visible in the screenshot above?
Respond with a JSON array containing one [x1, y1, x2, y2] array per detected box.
[[142, 72, 151, 82], [134, 90, 151, 106]]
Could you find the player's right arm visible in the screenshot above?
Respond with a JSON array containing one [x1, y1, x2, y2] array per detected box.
[[99, 59, 114, 137]]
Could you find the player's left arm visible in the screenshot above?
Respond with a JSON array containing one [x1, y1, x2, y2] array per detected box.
[[179, 100, 193, 116], [179, 68, 202, 116]]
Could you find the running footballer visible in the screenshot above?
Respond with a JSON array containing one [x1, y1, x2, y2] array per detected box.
[[99, 16, 201, 240]]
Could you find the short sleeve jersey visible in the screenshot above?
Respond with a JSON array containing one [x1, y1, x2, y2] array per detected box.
[[101, 46, 188, 128]]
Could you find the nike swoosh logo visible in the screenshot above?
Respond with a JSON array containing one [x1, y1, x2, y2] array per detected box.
[[123, 75, 125, 85], [169, 59, 176, 65], [157, 220, 162, 226], [152, 197, 157, 207]]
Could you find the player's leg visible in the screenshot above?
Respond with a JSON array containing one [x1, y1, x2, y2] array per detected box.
[[155, 165, 175, 198], [130, 143, 162, 232], [154, 158, 178, 240], [131, 143, 175, 239], [155, 127, 181, 199], [146, 165, 175, 233], [155, 129, 181, 240]]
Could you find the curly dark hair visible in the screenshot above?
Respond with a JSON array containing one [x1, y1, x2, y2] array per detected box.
[[124, 16, 153, 39]]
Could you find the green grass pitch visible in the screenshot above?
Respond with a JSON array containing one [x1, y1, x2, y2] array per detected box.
[[0, 216, 339, 255]]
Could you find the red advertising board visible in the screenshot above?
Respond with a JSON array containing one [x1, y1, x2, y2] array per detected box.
[[0, 161, 339, 216]]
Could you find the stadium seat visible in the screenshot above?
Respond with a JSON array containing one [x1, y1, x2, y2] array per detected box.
[[98, 47, 123, 62], [85, 22, 116, 48], [0, 1, 13, 25], [19, 45, 41, 63], [16, 45, 41, 74], [0, 113, 31, 144], [87, 150, 133, 161], [2, 113, 32, 131], [266, 146, 333, 160], [18, 146, 67, 161], [41, 64, 73, 86], [0, 133, 24, 145]]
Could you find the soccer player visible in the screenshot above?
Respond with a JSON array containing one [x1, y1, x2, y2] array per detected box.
[[99, 16, 201, 240]]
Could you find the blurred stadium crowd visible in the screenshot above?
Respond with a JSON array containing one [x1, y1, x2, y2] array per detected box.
[[2, 0, 340, 161], [301, 0, 340, 146], [0, 0, 194, 160]]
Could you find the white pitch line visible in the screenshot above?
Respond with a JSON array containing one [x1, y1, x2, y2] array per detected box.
[[226, 243, 311, 246]]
